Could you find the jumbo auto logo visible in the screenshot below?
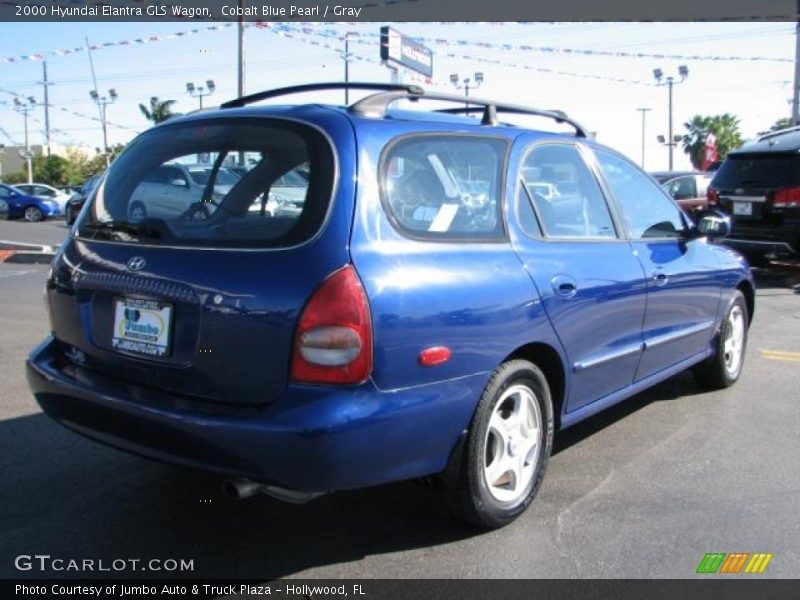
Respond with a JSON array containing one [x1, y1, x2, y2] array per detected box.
[[696, 552, 773, 574]]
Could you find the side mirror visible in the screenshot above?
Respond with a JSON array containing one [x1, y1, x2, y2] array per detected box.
[[696, 210, 731, 240], [170, 178, 188, 188]]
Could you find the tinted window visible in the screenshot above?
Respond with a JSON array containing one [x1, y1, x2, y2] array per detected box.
[[77, 120, 333, 248], [713, 154, 800, 189], [0, 186, 13, 198], [382, 136, 506, 240], [521, 144, 616, 238], [595, 149, 685, 239], [665, 176, 697, 200]]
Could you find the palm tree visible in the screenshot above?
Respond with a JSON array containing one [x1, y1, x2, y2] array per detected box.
[[681, 114, 743, 170], [139, 97, 177, 124]]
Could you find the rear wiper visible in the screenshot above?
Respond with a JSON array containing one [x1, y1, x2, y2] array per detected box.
[[83, 221, 162, 239]]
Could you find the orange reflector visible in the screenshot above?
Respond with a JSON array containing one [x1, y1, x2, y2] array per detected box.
[[418, 346, 452, 367]]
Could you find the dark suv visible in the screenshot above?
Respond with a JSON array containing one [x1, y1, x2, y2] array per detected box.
[[709, 127, 800, 261]]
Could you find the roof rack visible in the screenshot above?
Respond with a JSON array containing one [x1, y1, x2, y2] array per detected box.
[[220, 82, 424, 109], [220, 81, 586, 138], [758, 124, 800, 142], [349, 89, 587, 137]]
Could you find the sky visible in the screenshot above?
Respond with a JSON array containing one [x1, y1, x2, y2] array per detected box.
[[0, 21, 796, 172]]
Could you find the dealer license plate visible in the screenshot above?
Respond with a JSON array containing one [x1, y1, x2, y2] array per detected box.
[[733, 202, 753, 216], [112, 297, 173, 357]]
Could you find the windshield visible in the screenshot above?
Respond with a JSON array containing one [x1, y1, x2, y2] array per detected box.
[[76, 119, 334, 248]]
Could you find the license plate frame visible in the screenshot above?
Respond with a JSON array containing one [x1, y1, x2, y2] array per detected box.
[[733, 201, 753, 216], [112, 297, 173, 358]]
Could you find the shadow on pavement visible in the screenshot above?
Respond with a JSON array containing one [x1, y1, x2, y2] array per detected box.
[[1, 368, 707, 580]]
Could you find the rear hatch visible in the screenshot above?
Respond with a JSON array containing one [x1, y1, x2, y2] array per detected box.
[[711, 152, 800, 224], [48, 114, 353, 407]]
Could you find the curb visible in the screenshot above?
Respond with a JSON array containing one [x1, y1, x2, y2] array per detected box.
[[0, 240, 58, 265], [3, 251, 56, 265]]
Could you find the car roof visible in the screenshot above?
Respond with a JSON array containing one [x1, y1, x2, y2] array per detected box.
[[731, 127, 800, 155]]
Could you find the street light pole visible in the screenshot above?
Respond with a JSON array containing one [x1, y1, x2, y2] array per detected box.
[[636, 107, 651, 168], [186, 80, 216, 109], [654, 66, 688, 170], [89, 88, 117, 168], [450, 72, 484, 109]]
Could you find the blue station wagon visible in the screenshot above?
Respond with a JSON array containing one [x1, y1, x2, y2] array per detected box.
[[27, 83, 754, 528]]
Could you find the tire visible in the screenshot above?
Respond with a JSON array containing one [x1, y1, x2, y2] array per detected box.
[[24, 206, 44, 222], [692, 290, 749, 389], [129, 202, 146, 222], [446, 359, 554, 529], [65, 205, 74, 225]]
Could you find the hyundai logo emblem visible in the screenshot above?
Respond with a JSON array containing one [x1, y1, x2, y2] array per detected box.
[[127, 256, 146, 271]]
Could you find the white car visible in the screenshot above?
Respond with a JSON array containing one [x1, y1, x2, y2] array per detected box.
[[14, 183, 72, 212], [129, 164, 240, 221]]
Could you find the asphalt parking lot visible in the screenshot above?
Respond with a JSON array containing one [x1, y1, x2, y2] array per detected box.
[[1, 219, 799, 579]]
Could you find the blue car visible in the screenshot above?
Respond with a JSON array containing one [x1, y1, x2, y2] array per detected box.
[[0, 183, 60, 221], [27, 83, 753, 528]]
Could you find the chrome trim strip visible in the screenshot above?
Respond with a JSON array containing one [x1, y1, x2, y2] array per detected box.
[[573, 342, 643, 372], [720, 196, 766, 203], [644, 320, 714, 350]]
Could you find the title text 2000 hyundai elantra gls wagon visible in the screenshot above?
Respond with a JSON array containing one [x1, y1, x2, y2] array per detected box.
[[27, 83, 754, 528]]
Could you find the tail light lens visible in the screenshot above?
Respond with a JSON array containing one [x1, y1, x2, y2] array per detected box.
[[290, 265, 372, 385], [774, 187, 800, 208], [707, 187, 720, 205]]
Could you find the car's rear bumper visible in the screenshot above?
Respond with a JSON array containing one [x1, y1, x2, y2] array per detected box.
[[26, 336, 483, 492]]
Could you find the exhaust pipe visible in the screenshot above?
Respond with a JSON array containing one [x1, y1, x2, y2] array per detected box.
[[223, 478, 324, 504], [222, 478, 261, 500]]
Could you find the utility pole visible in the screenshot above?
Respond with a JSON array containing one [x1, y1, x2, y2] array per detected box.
[[237, 0, 245, 98], [13, 96, 35, 184], [344, 33, 351, 104], [41, 61, 52, 156], [636, 108, 651, 169], [793, 0, 800, 125]]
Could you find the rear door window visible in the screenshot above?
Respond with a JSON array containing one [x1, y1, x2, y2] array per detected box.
[[77, 119, 334, 248], [381, 135, 507, 240]]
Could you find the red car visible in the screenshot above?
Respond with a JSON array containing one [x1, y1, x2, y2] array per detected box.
[[651, 171, 715, 218]]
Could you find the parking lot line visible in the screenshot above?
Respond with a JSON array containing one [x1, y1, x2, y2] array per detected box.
[[760, 349, 800, 362]]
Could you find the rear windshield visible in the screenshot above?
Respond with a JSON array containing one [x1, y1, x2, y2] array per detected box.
[[713, 153, 800, 189], [77, 119, 334, 248]]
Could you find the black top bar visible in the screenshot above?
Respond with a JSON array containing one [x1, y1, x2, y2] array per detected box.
[[221, 82, 424, 109], [221, 82, 586, 138]]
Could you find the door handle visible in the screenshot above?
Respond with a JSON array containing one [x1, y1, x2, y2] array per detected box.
[[551, 275, 578, 298], [653, 269, 669, 287]]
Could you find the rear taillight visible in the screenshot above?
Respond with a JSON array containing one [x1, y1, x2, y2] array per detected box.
[[774, 187, 800, 208], [707, 187, 720, 205], [290, 265, 372, 385]]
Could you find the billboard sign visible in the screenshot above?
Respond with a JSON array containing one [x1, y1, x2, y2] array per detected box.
[[380, 26, 433, 78]]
